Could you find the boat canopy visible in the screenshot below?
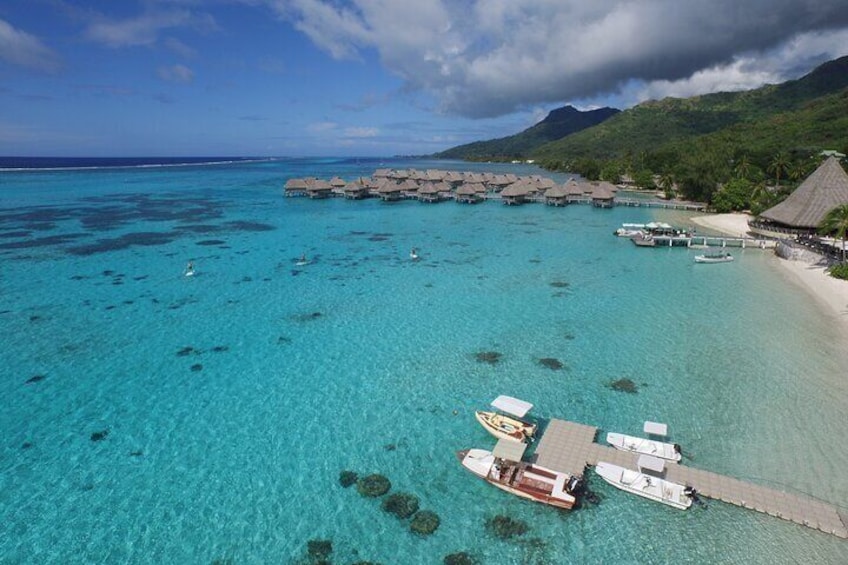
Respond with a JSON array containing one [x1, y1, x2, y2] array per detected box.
[[643, 421, 668, 436], [491, 395, 533, 418], [493, 438, 527, 462], [638, 454, 666, 474]]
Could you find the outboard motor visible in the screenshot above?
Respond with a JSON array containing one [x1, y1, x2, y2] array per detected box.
[[674, 444, 682, 454], [566, 475, 585, 495], [684, 486, 705, 507]]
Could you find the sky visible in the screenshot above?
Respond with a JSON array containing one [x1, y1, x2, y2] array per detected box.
[[2, 0, 848, 157]]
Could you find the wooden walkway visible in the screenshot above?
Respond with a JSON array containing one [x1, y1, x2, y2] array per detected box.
[[534, 419, 848, 539]]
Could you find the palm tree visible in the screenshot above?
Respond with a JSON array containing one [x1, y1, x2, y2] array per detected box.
[[734, 154, 752, 179], [788, 160, 808, 183], [819, 204, 848, 261], [767, 152, 789, 188], [658, 171, 675, 200]]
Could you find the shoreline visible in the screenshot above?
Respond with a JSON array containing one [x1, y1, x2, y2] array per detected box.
[[692, 213, 848, 333]]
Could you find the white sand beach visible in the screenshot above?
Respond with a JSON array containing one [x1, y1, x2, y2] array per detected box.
[[693, 213, 848, 330], [691, 212, 753, 238]]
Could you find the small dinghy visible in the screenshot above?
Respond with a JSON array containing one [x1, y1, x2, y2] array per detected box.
[[474, 395, 537, 443]]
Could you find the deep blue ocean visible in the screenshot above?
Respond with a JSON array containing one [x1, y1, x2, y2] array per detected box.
[[1, 157, 847, 564]]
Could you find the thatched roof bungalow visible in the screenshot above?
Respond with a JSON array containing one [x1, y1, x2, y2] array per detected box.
[[306, 178, 333, 199], [590, 182, 616, 208], [284, 177, 310, 196], [564, 179, 585, 202], [500, 182, 531, 205], [376, 181, 405, 202], [342, 180, 369, 200], [544, 184, 569, 206], [753, 157, 848, 237], [456, 183, 485, 204]]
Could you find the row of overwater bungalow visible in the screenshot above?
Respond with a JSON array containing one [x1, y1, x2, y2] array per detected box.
[[283, 168, 619, 207]]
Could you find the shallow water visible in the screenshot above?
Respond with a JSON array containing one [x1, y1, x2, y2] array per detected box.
[[1, 158, 847, 564]]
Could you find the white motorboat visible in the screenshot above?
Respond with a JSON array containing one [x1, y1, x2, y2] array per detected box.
[[474, 395, 537, 443], [694, 251, 733, 263], [614, 223, 646, 237], [457, 441, 584, 510], [595, 459, 693, 510], [606, 432, 682, 462]]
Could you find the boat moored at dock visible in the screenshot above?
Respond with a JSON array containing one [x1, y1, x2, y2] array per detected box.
[[457, 440, 584, 510], [606, 432, 682, 461], [475, 395, 537, 443], [595, 458, 694, 510]]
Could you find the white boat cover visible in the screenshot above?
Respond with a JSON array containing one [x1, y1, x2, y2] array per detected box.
[[643, 421, 668, 436], [491, 395, 533, 418], [493, 438, 527, 462], [638, 454, 666, 474]]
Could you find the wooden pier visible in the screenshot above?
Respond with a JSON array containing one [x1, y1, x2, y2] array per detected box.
[[646, 235, 777, 249], [534, 418, 848, 539]]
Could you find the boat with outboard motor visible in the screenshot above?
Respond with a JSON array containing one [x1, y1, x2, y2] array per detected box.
[[457, 440, 584, 510], [595, 458, 695, 510], [606, 433, 682, 462], [474, 395, 537, 443], [694, 251, 733, 263]]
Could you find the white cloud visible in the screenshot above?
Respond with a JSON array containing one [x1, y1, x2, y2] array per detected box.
[[307, 121, 338, 133], [0, 18, 60, 72], [265, 0, 848, 117], [636, 28, 848, 103], [158, 64, 195, 84], [85, 10, 217, 48], [344, 126, 378, 138]]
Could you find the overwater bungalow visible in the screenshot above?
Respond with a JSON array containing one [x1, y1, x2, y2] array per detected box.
[[306, 178, 333, 199], [342, 180, 369, 200], [376, 181, 405, 202], [564, 179, 585, 203], [750, 156, 848, 238], [544, 183, 569, 206], [284, 177, 309, 197], [591, 182, 616, 208], [456, 183, 485, 204], [501, 182, 530, 205], [417, 182, 443, 203]]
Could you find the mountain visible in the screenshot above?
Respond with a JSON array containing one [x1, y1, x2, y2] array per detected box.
[[531, 55, 848, 163], [434, 105, 619, 160]]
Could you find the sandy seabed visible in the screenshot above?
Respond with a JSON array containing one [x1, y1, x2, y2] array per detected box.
[[692, 213, 848, 332]]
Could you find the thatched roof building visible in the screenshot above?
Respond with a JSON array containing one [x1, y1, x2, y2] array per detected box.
[[544, 184, 569, 206], [758, 157, 848, 231], [590, 182, 616, 208]]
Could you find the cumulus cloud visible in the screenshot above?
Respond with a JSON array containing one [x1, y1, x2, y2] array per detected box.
[[158, 64, 194, 84], [267, 0, 848, 117], [344, 126, 378, 138], [0, 18, 61, 72], [85, 10, 217, 48]]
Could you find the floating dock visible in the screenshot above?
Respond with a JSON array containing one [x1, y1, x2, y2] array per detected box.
[[533, 418, 848, 539]]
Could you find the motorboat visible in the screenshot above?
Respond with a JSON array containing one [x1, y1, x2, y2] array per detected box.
[[694, 251, 733, 263], [475, 395, 537, 443], [457, 441, 584, 510], [614, 223, 646, 237], [595, 458, 693, 510], [606, 432, 682, 462]]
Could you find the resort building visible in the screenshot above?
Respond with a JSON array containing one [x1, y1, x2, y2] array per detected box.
[[751, 156, 848, 238]]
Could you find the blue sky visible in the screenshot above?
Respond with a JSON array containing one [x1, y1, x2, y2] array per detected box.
[[2, 1, 848, 157]]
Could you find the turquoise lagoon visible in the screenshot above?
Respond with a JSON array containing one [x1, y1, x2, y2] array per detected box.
[[1, 158, 847, 564]]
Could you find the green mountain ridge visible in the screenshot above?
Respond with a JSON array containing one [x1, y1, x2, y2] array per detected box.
[[532, 55, 848, 163], [434, 105, 619, 160]]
